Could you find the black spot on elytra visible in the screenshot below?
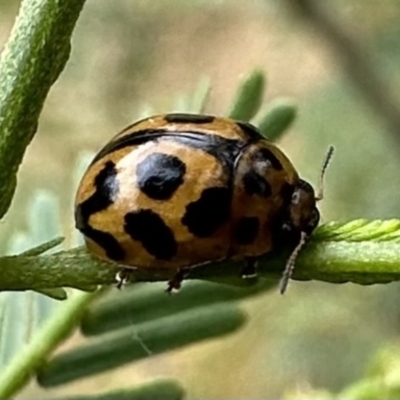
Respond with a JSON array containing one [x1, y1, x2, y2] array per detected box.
[[242, 171, 272, 197], [75, 161, 119, 228], [81, 226, 125, 261], [165, 113, 215, 124], [75, 161, 125, 261], [124, 209, 177, 260], [182, 187, 231, 237], [254, 148, 283, 170], [137, 153, 186, 200], [236, 121, 263, 141], [234, 217, 260, 244]]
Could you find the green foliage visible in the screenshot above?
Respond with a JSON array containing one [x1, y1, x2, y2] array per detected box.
[[0, 190, 66, 396], [0, 0, 86, 220], [80, 280, 274, 336], [228, 69, 266, 121], [340, 343, 400, 399], [37, 304, 246, 386], [0, 291, 96, 399], [257, 98, 298, 141]]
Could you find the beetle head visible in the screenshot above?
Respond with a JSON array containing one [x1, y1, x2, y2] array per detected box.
[[279, 145, 334, 294]]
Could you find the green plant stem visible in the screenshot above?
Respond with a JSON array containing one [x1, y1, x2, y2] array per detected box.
[[1, 221, 400, 291], [0, 0, 86, 220], [0, 290, 98, 399]]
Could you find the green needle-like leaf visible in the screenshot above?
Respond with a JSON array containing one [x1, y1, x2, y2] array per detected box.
[[36, 304, 246, 387], [34, 288, 67, 301], [80, 279, 274, 336], [257, 98, 297, 141], [190, 76, 211, 113], [19, 237, 64, 257], [338, 378, 399, 399], [0, 0, 86, 220], [228, 69, 266, 121], [0, 291, 97, 399]]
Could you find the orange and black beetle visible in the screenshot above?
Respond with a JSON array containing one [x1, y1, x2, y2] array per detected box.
[[75, 113, 333, 293]]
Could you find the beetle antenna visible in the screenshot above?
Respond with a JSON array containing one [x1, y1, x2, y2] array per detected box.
[[316, 145, 334, 201], [279, 231, 308, 294]]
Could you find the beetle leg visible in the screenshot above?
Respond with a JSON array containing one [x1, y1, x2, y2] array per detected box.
[[241, 257, 258, 279], [166, 267, 191, 294], [115, 268, 133, 289]]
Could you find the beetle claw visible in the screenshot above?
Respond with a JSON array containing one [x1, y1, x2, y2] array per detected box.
[[166, 268, 191, 294], [115, 268, 132, 289], [241, 257, 258, 279]]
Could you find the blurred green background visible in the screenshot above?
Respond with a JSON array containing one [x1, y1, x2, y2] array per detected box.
[[2, 0, 400, 398]]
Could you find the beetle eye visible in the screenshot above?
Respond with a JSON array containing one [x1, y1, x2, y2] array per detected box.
[[291, 190, 300, 205]]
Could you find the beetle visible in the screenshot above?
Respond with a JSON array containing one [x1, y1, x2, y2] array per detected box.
[[75, 113, 333, 293]]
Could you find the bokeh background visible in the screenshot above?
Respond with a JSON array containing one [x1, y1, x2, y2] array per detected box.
[[1, 0, 400, 398]]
